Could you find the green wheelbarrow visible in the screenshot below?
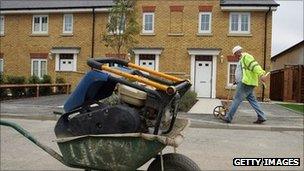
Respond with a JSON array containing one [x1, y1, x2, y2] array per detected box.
[[1, 58, 200, 170], [0, 117, 200, 171]]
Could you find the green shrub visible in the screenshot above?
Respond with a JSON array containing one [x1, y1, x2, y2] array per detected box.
[[27, 75, 41, 96], [6, 75, 26, 97], [40, 75, 52, 95], [0, 73, 7, 99], [178, 90, 197, 112], [0, 73, 5, 84], [55, 76, 65, 83], [55, 76, 66, 94]]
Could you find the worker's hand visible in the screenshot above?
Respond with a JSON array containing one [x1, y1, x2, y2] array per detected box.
[[260, 72, 270, 83]]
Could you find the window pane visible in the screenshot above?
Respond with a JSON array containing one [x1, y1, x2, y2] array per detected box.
[[201, 14, 210, 31], [33, 61, 39, 76], [118, 16, 125, 32], [0, 59, 3, 72], [64, 15, 72, 32], [0, 16, 4, 34], [229, 64, 237, 83], [241, 14, 249, 31], [41, 17, 48, 31], [41, 61, 47, 76], [34, 17, 40, 31], [231, 14, 238, 31], [145, 14, 153, 31]]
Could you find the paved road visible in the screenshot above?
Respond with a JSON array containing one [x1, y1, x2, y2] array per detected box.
[[1, 95, 303, 131], [1, 118, 303, 170], [1, 95, 69, 116]]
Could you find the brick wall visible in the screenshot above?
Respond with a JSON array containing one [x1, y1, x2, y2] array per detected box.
[[0, 0, 274, 99], [135, 0, 273, 99]]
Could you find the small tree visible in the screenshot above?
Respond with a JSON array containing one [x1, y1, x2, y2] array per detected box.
[[102, 0, 139, 58]]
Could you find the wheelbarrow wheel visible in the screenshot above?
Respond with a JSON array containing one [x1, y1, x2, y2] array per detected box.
[[213, 105, 226, 118], [147, 153, 200, 171]]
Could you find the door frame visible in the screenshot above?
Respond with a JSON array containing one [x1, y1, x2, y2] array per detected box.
[[132, 48, 163, 71], [188, 48, 221, 98]]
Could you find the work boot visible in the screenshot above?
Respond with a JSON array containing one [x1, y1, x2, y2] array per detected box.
[[253, 119, 266, 124], [219, 115, 231, 123]]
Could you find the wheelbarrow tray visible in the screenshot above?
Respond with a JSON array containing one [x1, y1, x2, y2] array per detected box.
[[56, 117, 189, 170]]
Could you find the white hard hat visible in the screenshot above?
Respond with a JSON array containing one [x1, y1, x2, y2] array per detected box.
[[232, 45, 242, 54]]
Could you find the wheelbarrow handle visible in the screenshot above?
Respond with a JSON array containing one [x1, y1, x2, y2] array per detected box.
[[87, 58, 129, 68], [0, 120, 74, 167]]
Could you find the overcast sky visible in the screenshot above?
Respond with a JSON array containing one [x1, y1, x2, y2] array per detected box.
[[272, 0, 304, 56]]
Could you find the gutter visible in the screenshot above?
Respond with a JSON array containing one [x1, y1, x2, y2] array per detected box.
[[262, 6, 271, 102], [91, 7, 96, 59], [0, 6, 112, 14], [0, 6, 112, 11]]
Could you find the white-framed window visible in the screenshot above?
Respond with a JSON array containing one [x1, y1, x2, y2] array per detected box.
[[0, 59, 3, 72], [227, 62, 238, 86], [229, 12, 250, 34], [108, 15, 125, 35], [198, 12, 212, 33], [0, 15, 4, 35], [32, 15, 48, 34], [31, 59, 47, 78], [63, 14, 73, 34], [142, 12, 154, 33]]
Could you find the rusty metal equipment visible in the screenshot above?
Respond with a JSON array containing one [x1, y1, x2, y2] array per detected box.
[[213, 83, 235, 118]]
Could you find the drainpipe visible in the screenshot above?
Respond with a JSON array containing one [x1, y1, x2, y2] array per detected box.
[[91, 7, 96, 58], [262, 6, 271, 102]]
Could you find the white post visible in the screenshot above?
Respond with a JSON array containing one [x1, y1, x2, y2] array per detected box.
[[190, 55, 195, 91], [155, 54, 160, 71], [55, 54, 59, 71], [212, 55, 217, 98]]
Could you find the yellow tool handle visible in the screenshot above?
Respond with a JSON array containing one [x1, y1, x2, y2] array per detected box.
[[128, 63, 183, 82], [101, 65, 176, 94]]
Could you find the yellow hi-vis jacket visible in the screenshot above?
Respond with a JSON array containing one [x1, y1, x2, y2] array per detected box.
[[240, 53, 265, 87]]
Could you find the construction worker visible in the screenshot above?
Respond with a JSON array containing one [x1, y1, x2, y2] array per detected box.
[[220, 45, 269, 124]]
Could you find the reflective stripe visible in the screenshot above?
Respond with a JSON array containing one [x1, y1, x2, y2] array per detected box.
[[251, 63, 259, 71], [247, 60, 257, 70]]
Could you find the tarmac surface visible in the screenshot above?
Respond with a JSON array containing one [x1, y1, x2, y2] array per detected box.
[[0, 95, 303, 170], [1, 118, 303, 170]]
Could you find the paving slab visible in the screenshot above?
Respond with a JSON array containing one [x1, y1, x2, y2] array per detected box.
[[188, 98, 222, 114]]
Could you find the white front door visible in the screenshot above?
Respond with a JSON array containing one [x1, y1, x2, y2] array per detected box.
[[195, 61, 212, 97], [60, 59, 74, 71], [139, 59, 155, 70]]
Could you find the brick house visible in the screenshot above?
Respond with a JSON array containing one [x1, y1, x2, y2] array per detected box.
[[0, 0, 279, 99]]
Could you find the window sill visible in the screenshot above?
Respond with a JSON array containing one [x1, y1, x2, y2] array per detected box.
[[140, 33, 156, 36], [30, 34, 49, 37], [0, 34, 5, 37], [227, 33, 252, 37], [60, 33, 73, 37], [56, 70, 85, 74], [55, 70, 76, 72], [167, 33, 184, 37], [197, 33, 213, 37], [225, 85, 237, 90]]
